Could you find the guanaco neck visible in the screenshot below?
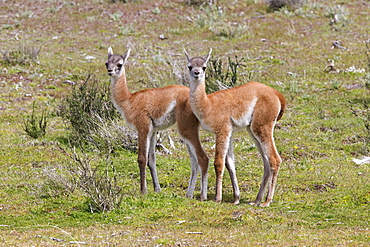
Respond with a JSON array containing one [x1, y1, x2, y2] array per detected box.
[[110, 67, 131, 104], [189, 77, 209, 118]]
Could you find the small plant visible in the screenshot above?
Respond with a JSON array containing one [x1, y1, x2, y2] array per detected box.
[[109, 0, 140, 2], [151, 7, 161, 14], [210, 23, 248, 40], [364, 40, 370, 90], [206, 55, 246, 93], [350, 100, 370, 154], [1, 42, 41, 65], [195, 5, 223, 28], [324, 4, 349, 30], [119, 25, 135, 36], [109, 11, 123, 21], [186, 0, 215, 6], [266, 0, 307, 11], [0, 22, 20, 30], [87, 113, 137, 153], [34, 165, 78, 198], [365, 40, 370, 71], [24, 101, 48, 139]]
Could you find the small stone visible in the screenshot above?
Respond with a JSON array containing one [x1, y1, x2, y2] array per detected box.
[[159, 34, 168, 40]]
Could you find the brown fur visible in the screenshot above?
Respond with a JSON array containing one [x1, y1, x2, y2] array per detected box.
[[185, 48, 286, 206], [107, 47, 209, 199]]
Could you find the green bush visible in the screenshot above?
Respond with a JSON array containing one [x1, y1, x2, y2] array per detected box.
[[206, 55, 246, 93], [59, 74, 116, 135], [58, 74, 137, 152]]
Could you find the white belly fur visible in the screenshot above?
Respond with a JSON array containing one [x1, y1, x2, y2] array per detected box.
[[230, 97, 257, 130], [153, 100, 177, 130]]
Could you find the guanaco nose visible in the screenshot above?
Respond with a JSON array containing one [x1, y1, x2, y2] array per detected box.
[[194, 71, 200, 75]]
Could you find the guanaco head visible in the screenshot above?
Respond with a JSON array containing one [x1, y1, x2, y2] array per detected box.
[[183, 48, 212, 81], [105, 47, 131, 78]]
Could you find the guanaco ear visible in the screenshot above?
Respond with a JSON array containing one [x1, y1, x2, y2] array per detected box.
[[183, 48, 191, 63], [122, 48, 131, 63], [204, 48, 212, 64], [108, 47, 113, 57]]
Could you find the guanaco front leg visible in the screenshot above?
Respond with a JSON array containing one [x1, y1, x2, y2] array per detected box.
[[148, 132, 161, 193], [137, 132, 149, 194], [137, 128, 160, 194], [177, 107, 209, 200], [213, 130, 232, 203]]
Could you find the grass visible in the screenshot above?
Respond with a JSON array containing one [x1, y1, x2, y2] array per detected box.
[[0, 0, 369, 245]]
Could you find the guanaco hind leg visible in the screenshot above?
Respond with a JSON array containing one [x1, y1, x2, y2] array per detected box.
[[225, 136, 240, 204], [147, 132, 161, 193], [185, 143, 199, 199], [247, 123, 281, 207]]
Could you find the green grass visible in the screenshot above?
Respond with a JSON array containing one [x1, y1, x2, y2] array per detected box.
[[1, 0, 369, 245]]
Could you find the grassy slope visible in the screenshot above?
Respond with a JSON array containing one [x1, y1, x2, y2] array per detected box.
[[0, 0, 369, 245]]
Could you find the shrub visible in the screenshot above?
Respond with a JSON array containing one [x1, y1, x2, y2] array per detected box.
[[36, 144, 125, 212], [69, 146, 124, 212], [206, 55, 246, 93], [59, 74, 114, 135], [58, 74, 137, 152], [54, 74, 138, 211]]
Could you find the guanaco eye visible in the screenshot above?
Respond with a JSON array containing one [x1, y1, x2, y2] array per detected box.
[[105, 62, 108, 67], [188, 66, 192, 71], [117, 64, 123, 68], [203, 67, 206, 71]]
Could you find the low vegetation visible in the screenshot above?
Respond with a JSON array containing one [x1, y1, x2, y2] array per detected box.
[[1, 42, 41, 66], [0, 0, 369, 245]]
